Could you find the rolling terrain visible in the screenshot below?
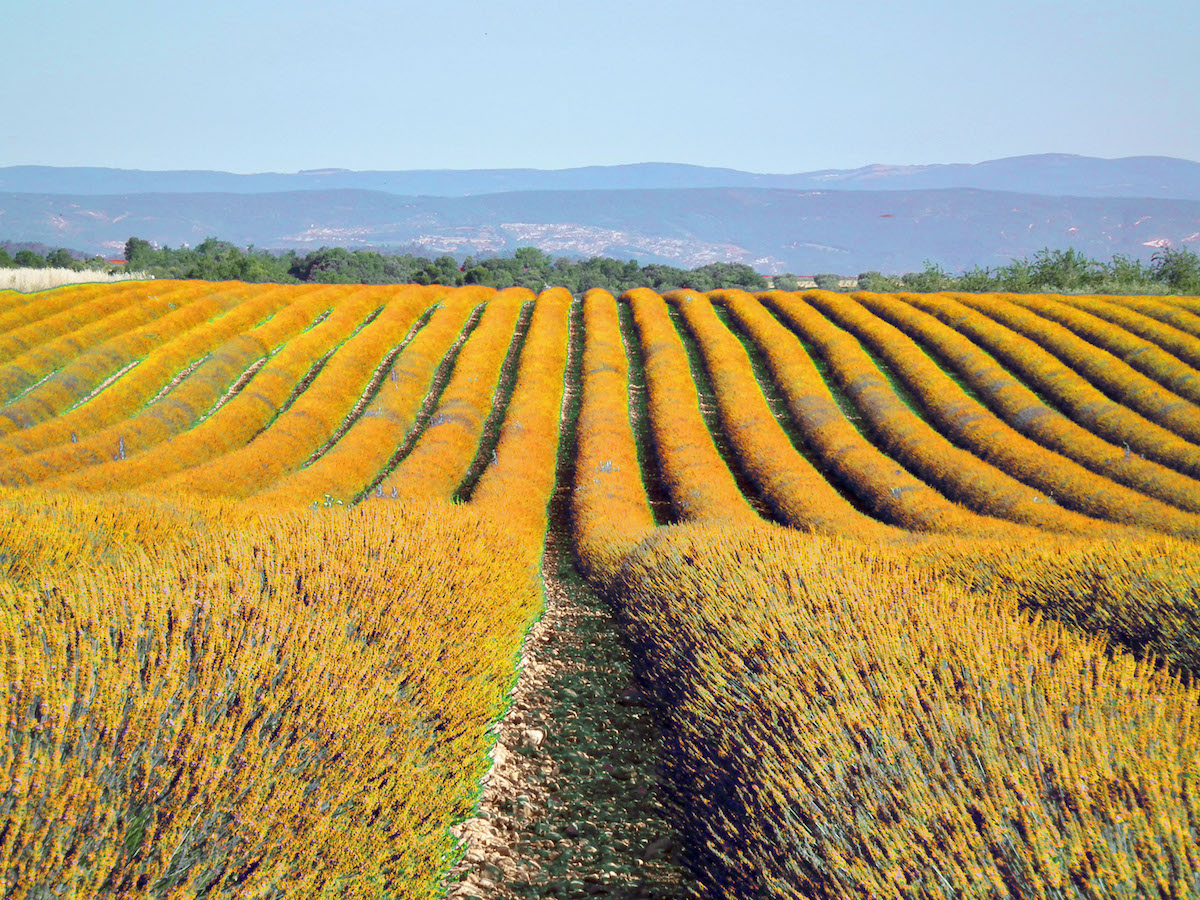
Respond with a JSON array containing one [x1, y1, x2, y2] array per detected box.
[[3, 154, 1199, 272], [2, 279, 1200, 897]]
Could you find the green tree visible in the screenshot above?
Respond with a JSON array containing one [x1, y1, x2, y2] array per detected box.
[[13, 249, 42, 268], [45, 248, 75, 268], [124, 237, 153, 268], [857, 271, 901, 292], [813, 273, 842, 291], [900, 261, 952, 293], [957, 266, 998, 292], [1152, 246, 1200, 294]]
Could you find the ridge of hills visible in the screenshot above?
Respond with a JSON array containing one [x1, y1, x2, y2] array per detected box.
[[1, 154, 1198, 273], [3, 154, 1200, 200]]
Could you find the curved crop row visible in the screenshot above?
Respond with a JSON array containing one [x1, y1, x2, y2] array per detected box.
[[671, 289, 899, 541], [771, 291, 1109, 534], [0, 288, 359, 488], [899, 291, 1200, 479], [613, 521, 1200, 900], [0, 491, 542, 899], [719, 291, 1011, 536], [953, 292, 1200, 443], [779, 293, 1113, 534], [807, 291, 1200, 538], [913, 527, 1200, 674], [0, 285, 330, 463], [0, 283, 264, 435], [624, 288, 756, 524], [1002, 293, 1200, 405], [571, 289, 656, 588], [471, 287, 573, 556], [1070, 293, 1200, 339], [0, 281, 162, 352], [0, 281, 195, 368], [857, 291, 1200, 515], [0, 287, 36, 314], [52, 287, 402, 493], [128, 289, 428, 499], [1057, 294, 1200, 370], [375, 288, 531, 502], [0, 283, 212, 405], [0, 337, 270, 487], [253, 287, 484, 506], [1164, 294, 1200, 318]]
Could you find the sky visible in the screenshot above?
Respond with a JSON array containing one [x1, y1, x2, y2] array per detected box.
[[4, 0, 1197, 173]]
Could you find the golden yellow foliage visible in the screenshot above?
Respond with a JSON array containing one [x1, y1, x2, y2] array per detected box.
[[808, 291, 1200, 538], [571, 288, 656, 588], [856, 290, 1200, 516], [901, 292, 1200, 478], [253, 286, 484, 506], [374, 287, 530, 502], [0, 283, 257, 436], [671, 289, 902, 541], [0, 282, 172, 363], [1004, 293, 1200, 405], [766, 291, 1106, 535], [614, 520, 1200, 899], [622, 288, 756, 524], [0, 283, 211, 406], [720, 291, 1010, 536], [0, 490, 541, 899], [0, 284, 313, 462], [954, 292, 1200, 443], [471, 286, 572, 557], [154, 287, 430, 499], [1057, 293, 1200, 370]]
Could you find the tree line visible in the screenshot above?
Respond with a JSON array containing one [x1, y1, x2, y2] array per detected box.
[[4, 237, 1198, 295], [119, 239, 769, 294]]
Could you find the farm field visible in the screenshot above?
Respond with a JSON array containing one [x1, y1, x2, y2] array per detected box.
[[2, 279, 1200, 898]]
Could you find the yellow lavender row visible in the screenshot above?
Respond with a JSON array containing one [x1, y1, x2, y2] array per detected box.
[[771, 291, 1107, 535], [0, 287, 345, 487], [623, 287, 756, 524], [1084, 293, 1200, 339], [471, 287, 572, 558], [0, 283, 323, 463], [1003, 293, 1200, 405], [758, 292, 1070, 540], [0, 281, 196, 368], [857, 290, 1200, 514], [614, 520, 1200, 899], [900, 291, 1200, 479], [570, 288, 656, 589], [0, 282, 258, 435], [0, 491, 542, 899], [0, 281, 157, 355], [672, 289, 900, 541], [738, 291, 1027, 537], [140, 287, 427, 499], [253, 286, 486, 506], [374, 287, 531, 502], [1057, 293, 1200, 371], [954, 291, 1200, 444], [1163, 294, 1200, 319], [0, 287, 33, 313], [809, 291, 1200, 538], [0, 283, 212, 405]]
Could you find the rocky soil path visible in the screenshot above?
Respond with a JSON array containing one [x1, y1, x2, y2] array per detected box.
[[445, 301, 686, 900]]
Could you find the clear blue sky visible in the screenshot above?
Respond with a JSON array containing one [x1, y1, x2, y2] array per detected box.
[[4, 0, 1197, 173]]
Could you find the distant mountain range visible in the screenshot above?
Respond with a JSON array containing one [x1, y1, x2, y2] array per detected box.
[[2, 155, 1198, 273]]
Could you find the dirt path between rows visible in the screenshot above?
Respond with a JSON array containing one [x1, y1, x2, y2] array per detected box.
[[445, 300, 686, 900]]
